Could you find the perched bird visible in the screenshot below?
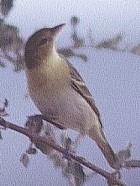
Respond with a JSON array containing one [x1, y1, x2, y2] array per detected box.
[[24, 24, 120, 169]]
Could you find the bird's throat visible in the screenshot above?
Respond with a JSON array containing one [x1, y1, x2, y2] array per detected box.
[[25, 52, 70, 93]]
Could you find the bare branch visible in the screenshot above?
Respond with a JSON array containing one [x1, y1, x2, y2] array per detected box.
[[0, 117, 127, 186]]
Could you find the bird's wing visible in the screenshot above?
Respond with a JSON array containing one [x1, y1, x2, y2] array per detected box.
[[66, 60, 102, 127]]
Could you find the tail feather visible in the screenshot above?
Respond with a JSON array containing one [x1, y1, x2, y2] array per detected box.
[[98, 140, 119, 169], [88, 128, 120, 169]]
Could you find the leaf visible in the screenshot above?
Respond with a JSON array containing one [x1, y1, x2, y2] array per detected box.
[[125, 160, 140, 168], [117, 143, 132, 164], [25, 115, 43, 133], [0, 21, 22, 52], [0, 61, 5, 67], [96, 33, 123, 50], [88, 29, 95, 47], [1, 0, 14, 16], [71, 16, 80, 27], [85, 172, 96, 182], [76, 54, 88, 62], [20, 153, 29, 167], [0, 98, 8, 117], [13, 59, 25, 72], [6, 24, 19, 33], [26, 147, 37, 155], [73, 163, 86, 186], [58, 48, 75, 58], [4, 98, 8, 107], [67, 162, 86, 186], [131, 43, 140, 55], [50, 154, 62, 168], [71, 32, 85, 47], [0, 131, 2, 139]]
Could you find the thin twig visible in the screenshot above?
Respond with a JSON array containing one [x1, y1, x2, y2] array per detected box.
[[0, 117, 127, 186]]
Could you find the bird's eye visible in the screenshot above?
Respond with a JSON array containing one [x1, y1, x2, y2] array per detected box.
[[39, 38, 51, 46]]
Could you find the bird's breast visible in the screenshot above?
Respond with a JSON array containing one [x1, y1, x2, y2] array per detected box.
[[28, 85, 99, 134], [26, 56, 70, 92], [25, 57, 99, 133]]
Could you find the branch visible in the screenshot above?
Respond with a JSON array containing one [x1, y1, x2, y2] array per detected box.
[[0, 117, 127, 186]]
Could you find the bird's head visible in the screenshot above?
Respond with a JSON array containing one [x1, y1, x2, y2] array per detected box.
[[25, 23, 65, 69]]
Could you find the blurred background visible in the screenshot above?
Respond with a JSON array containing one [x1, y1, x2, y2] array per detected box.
[[0, 0, 139, 185]]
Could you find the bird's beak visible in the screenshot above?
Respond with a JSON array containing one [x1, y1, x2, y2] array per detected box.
[[51, 23, 66, 36]]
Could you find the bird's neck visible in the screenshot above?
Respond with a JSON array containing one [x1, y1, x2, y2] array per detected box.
[[25, 47, 70, 92]]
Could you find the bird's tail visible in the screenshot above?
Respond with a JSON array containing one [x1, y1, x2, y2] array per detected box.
[[88, 127, 120, 170]]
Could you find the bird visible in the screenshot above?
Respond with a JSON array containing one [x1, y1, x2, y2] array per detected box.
[[24, 23, 120, 169]]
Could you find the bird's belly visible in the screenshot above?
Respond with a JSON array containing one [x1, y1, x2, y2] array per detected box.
[[30, 88, 99, 134]]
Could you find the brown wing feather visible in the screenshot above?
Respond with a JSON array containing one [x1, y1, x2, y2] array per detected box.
[[66, 60, 103, 127]]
